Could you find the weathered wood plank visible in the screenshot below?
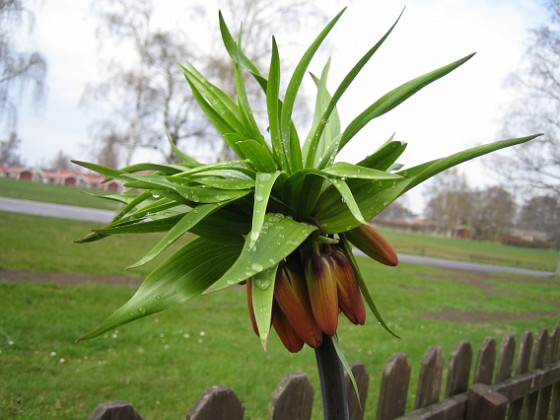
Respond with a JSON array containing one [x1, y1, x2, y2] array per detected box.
[[376, 353, 411, 420], [549, 326, 560, 419], [474, 337, 496, 385], [345, 362, 369, 420], [495, 335, 515, 383], [87, 400, 144, 420], [445, 340, 473, 398], [395, 395, 467, 420], [268, 372, 314, 420], [490, 363, 560, 400], [186, 385, 244, 420], [508, 330, 533, 420], [465, 383, 507, 420], [524, 329, 548, 419], [414, 346, 444, 409]]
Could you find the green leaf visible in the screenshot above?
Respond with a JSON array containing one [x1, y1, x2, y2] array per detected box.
[[303, 61, 341, 167], [251, 266, 278, 350], [129, 201, 232, 268], [329, 177, 366, 225], [281, 9, 346, 172], [71, 160, 124, 181], [315, 134, 541, 233], [218, 11, 266, 89], [357, 138, 408, 171], [192, 177, 255, 190], [340, 235, 399, 338], [77, 237, 243, 342], [176, 185, 251, 203], [94, 214, 184, 235], [306, 10, 402, 167], [236, 140, 278, 173], [249, 172, 282, 247], [323, 162, 402, 180], [168, 137, 201, 167], [331, 334, 360, 403], [339, 53, 476, 152], [206, 214, 317, 293], [267, 38, 289, 171]]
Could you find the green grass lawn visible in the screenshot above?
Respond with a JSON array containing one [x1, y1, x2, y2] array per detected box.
[[0, 178, 118, 210], [1, 212, 559, 418]]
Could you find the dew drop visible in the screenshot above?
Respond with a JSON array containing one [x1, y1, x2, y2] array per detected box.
[[259, 173, 272, 181], [255, 195, 264, 202], [138, 306, 147, 315], [255, 278, 271, 290], [152, 193, 160, 199], [251, 262, 263, 272]]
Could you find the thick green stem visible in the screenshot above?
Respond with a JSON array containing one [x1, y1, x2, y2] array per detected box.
[[315, 334, 349, 420]]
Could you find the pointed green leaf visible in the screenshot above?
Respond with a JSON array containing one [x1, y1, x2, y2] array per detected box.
[[323, 162, 402, 180], [315, 134, 541, 233], [129, 201, 231, 268], [329, 177, 366, 224], [206, 214, 317, 293], [267, 38, 288, 170], [192, 177, 255, 190], [306, 10, 402, 167], [176, 185, 250, 203], [339, 53, 476, 152], [332, 334, 360, 403], [168, 137, 201, 167], [357, 139, 407, 171], [251, 266, 278, 350], [236, 140, 278, 173], [249, 172, 282, 247], [77, 237, 243, 342], [303, 61, 341, 167]]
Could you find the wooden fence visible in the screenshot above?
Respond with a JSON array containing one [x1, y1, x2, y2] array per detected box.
[[88, 326, 560, 420]]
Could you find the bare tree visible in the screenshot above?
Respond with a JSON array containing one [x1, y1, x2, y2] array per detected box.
[[424, 168, 473, 236], [84, 0, 206, 166], [519, 194, 560, 246], [0, 131, 24, 166], [471, 186, 516, 242], [496, 0, 560, 195], [0, 0, 47, 130]]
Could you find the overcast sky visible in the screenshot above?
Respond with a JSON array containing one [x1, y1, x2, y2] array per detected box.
[[8, 0, 547, 211]]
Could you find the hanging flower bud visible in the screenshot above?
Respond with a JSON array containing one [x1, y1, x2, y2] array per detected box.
[[305, 251, 339, 336], [346, 224, 398, 266], [272, 301, 304, 353], [274, 261, 323, 348], [331, 249, 366, 325]]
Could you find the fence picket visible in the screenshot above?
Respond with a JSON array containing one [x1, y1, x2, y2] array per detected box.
[[414, 346, 444, 409], [465, 383, 507, 420], [549, 326, 560, 419], [376, 352, 411, 420], [186, 385, 244, 420], [508, 331, 533, 420], [524, 329, 548, 419], [536, 329, 554, 420], [268, 372, 314, 420], [87, 400, 143, 420], [445, 340, 472, 398], [474, 337, 497, 385], [345, 362, 369, 420], [495, 335, 515, 383]]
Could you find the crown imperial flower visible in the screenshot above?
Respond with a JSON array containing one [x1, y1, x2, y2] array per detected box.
[[74, 7, 540, 363]]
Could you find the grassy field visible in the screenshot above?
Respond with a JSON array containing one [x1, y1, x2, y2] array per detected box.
[[1, 212, 559, 419], [0, 178, 118, 210]]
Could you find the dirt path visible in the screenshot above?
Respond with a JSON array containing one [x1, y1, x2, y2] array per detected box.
[[2, 267, 557, 324], [0, 268, 142, 286]]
